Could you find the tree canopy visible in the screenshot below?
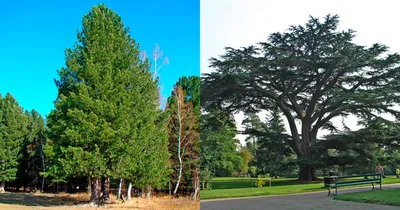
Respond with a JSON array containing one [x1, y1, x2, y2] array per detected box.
[[46, 4, 170, 202], [201, 14, 400, 180]]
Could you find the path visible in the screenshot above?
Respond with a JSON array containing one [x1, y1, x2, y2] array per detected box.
[[201, 184, 400, 210]]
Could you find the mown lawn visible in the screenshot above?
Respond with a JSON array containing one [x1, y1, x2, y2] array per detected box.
[[334, 188, 400, 206], [200, 176, 400, 200]]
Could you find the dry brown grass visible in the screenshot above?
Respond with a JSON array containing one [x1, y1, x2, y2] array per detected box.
[[0, 192, 199, 210]]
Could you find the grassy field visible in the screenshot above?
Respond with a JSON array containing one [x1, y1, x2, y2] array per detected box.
[[0, 192, 199, 210], [200, 176, 400, 200], [334, 188, 400, 206]]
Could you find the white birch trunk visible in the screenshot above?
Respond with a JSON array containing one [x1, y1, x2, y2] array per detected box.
[[127, 182, 132, 201], [117, 179, 123, 199]]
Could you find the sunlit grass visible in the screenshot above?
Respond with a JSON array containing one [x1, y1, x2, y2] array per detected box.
[[335, 189, 400, 206], [200, 176, 400, 200]]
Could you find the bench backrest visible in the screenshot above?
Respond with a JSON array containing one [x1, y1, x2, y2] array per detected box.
[[338, 173, 381, 179]]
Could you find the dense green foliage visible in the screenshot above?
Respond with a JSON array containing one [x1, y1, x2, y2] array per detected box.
[[0, 94, 28, 186], [200, 109, 241, 177], [0, 94, 46, 192], [167, 76, 200, 198], [0, 3, 199, 203], [44, 4, 170, 202], [201, 14, 400, 180], [242, 108, 297, 177]]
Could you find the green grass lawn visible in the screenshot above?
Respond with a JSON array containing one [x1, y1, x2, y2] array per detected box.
[[334, 188, 400, 206], [200, 176, 400, 200]]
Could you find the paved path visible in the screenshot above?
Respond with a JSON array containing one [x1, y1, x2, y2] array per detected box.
[[201, 184, 400, 210]]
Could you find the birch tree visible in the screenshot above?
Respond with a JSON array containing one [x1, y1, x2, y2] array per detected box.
[[168, 86, 198, 196]]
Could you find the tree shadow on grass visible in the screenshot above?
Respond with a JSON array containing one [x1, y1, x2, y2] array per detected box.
[[0, 192, 88, 207], [212, 178, 324, 190]]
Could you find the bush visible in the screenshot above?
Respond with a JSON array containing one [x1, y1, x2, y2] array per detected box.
[[200, 169, 212, 190], [249, 166, 257, 177], [256, 175, 265, 188]]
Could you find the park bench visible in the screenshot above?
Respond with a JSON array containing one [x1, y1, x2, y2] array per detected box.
[[324, 173, 382, 196]]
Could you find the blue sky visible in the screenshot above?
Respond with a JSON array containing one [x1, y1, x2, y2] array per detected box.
[[0, 0, 199, 118]]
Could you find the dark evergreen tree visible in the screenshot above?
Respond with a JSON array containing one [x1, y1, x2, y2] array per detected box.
[[0, 93, 28, 192], [46, 4, 170, 203], [202, 14, 400, 180], [15, 110, 45, 192]]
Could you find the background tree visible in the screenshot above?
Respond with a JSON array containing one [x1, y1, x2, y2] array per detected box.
[[201, 14, 400, 180], [167, 86, 198, 196], [15, 110, 45, 192], [200, 109, 241, 177], [0, 93, 28, 192], [238, 147, 252, 176]]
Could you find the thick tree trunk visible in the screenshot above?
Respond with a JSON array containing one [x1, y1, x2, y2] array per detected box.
[[127, 183, 132, 201], [299, 165, 317, 181], [89, 177, 101, 204], [145, 186, 151, 198], [0, 181, 5, 193], [101, 177, 110, 201], [297, 123, 318, 181]]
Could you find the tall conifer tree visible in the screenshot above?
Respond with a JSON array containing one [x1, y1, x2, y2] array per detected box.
[[46, 4, 170, 203]]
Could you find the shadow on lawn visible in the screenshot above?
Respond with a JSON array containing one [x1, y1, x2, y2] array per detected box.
[[0, 192, 87, 207], [212, 178, 324, 190]]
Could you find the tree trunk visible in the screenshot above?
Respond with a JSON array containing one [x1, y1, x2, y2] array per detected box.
[[127, 183, 132, 201], [87, 177, 91, 193], [101, 177, 110, 201], [299, 165, 317, 181], [89, 177, 101, 204], [145, 186, 151, 198], [117, 179, 123, 199], [192, 173, 200, 201], [39, 134, 45, 193], [298, 123, 318, 181], [64, 182, 69, 193], [56, 182, 59, 194], [0, 181, 5, 193], [169, 181, 171, 195], [173, 160, 183, 195]]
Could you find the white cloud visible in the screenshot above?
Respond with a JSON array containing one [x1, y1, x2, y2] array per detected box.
[[201, 0, 400, 144]]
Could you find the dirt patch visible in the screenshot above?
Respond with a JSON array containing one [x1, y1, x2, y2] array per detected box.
[[0, 192, 199, 210]]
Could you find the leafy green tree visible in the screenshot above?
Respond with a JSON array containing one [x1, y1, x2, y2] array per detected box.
[[201, 14, 400, 180], [46, 4, 169, 203], [0, 93, 28, 192], [200, 109, 241, 177], [238, 147, 252, 175], [315, 117, 400, 174]]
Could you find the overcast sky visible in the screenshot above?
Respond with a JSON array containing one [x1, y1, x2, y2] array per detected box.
[[201, 0, 400, 144]]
